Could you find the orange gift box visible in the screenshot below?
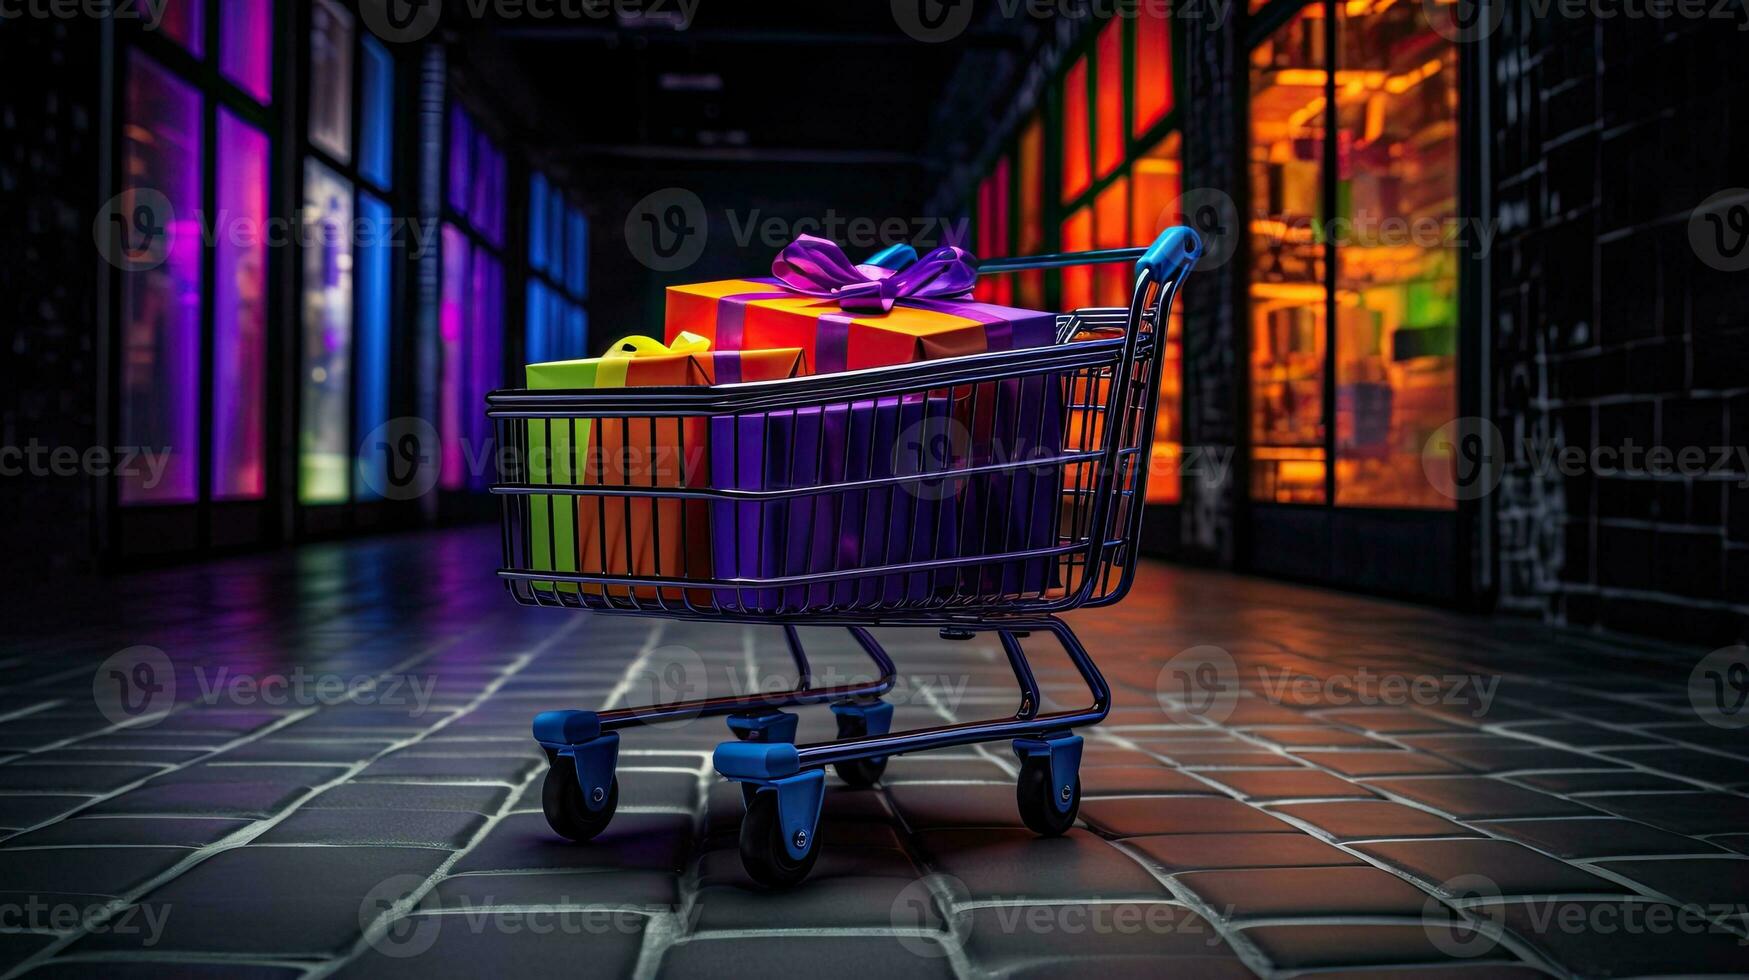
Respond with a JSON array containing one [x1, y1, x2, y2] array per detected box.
[[525, 334, 803, 600]]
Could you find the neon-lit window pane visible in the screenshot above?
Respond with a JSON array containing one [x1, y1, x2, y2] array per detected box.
[[567, 210, 588, 297], [1095, 18, 1124, 179], [158, 0, 205, 57], [1132, 132, 1182, 246], [360, 36, 394, 190], [440, 225, 468, 490], [447, 105, 473, 218], [219, 0, 271, 103], [1133, 6, 1173, 137], [309, 0, 353, 163], [472, 131, 506, 248], [119, 53, 202, 505], [212, 110, 268, 500], [466, 250, 504, 490], [1333, 2, 1458, 509], [526, 280, 550, 365], [1249, 7, 1328, 504], [1061, 55, 1091, 202], [1094, 176, 1130, 307], [529, 174, 549, 274], [975, 164, 1010, 304], [354, 192, 393, 501], [300, 158, 354, 504], [1016, 115, 1045, 308], [547, 189, 566, 276], [567, 305, 588, 359], [1059, 207, 1094, 311], [1135, 134, 1183, 504]]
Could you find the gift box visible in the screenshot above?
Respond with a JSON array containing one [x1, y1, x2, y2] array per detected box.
[[526, 333, 802, 600], [672, 236, 1064, 609]]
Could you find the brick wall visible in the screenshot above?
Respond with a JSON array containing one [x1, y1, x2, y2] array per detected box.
[[0, 20, 103, 583], [1488, 13, 1749, 645]]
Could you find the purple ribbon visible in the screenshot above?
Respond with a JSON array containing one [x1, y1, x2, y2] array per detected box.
[[771, 234, 979, 313]]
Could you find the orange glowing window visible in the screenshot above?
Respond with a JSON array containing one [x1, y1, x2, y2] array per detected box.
[[1095, 18, 1125, 179], [1132, 131, 1182, 247], [1134, 4, 1174, 137], [975, 156, 1013, 305], [1061, 55, 1091, 202], [1016, 114, 1046, 308], [1094, 176, 1130, 307], [1060, 206, 1094, 311]]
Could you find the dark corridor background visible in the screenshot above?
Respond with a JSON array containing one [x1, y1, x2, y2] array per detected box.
[[1, 1, 1747, 648]]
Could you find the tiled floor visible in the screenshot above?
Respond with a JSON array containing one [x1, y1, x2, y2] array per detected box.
[[1, 528, 1746, 978]]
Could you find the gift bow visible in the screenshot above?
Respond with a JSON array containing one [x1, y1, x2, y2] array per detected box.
[[771, 234, 979, 313], [596, 331, 710, 386]]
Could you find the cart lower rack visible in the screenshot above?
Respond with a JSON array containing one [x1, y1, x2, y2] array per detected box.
[[489, 227, 1201, 886]]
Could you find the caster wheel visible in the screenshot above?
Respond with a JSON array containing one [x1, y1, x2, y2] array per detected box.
[[1016, 756, 1079, 837], [739, 788, 818, 888], [542, 763, 618, 842], [832, 712, 887, 787]]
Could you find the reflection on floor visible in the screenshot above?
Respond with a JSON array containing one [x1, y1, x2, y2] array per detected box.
[[0, 527, 1744, 978]]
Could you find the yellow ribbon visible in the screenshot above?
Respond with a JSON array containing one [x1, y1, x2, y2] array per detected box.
[[595, 331, 711, 387]]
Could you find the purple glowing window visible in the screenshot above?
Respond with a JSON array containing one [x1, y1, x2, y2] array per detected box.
[[212, 110, 270, 500], [119, 52, 203, 505], [158, 0, 206, 57], [220, 0, 273, 103], [467, 250, 504, 490], [446, 105, 473, 219], [440, 224, 469, 489], [472, 130, 506, 248]]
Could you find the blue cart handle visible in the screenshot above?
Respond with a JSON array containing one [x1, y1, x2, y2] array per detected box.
[[976, 225, 1202, 284]]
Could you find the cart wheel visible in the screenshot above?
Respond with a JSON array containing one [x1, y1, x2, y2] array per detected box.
[[832, 712, 887, 788], [542, 763, 618, 842], [739, 788, 819, 888], [1016, 756, 1079, 837]]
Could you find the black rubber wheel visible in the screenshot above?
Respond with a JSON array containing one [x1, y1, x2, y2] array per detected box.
[[738, 788, 819, 888], [542, 763, 618, 842], [1015, 756, 1079, 836], [832, 712, 887, 788]]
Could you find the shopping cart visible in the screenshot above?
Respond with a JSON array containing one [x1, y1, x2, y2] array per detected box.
[[488, 226, 1201, 886]]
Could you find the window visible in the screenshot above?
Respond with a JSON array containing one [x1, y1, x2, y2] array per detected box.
[[1249, 6, 1330, 504], [973, 13, 1187, 504], [1332, 0, 1458, 508], [974, 156, 1012, 305], [1061, 55, 1091, 202], [219, 0, 273, 103], [440, 105, 508, 492], [308, 0, 352, 163], [119, 53, 202, 504], [1246, 0, 1458, 509], [299, 4, 404, 505], [212, 110, 269, 499], [526, 170, 590, 364], [116, 3, 275, 509]]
